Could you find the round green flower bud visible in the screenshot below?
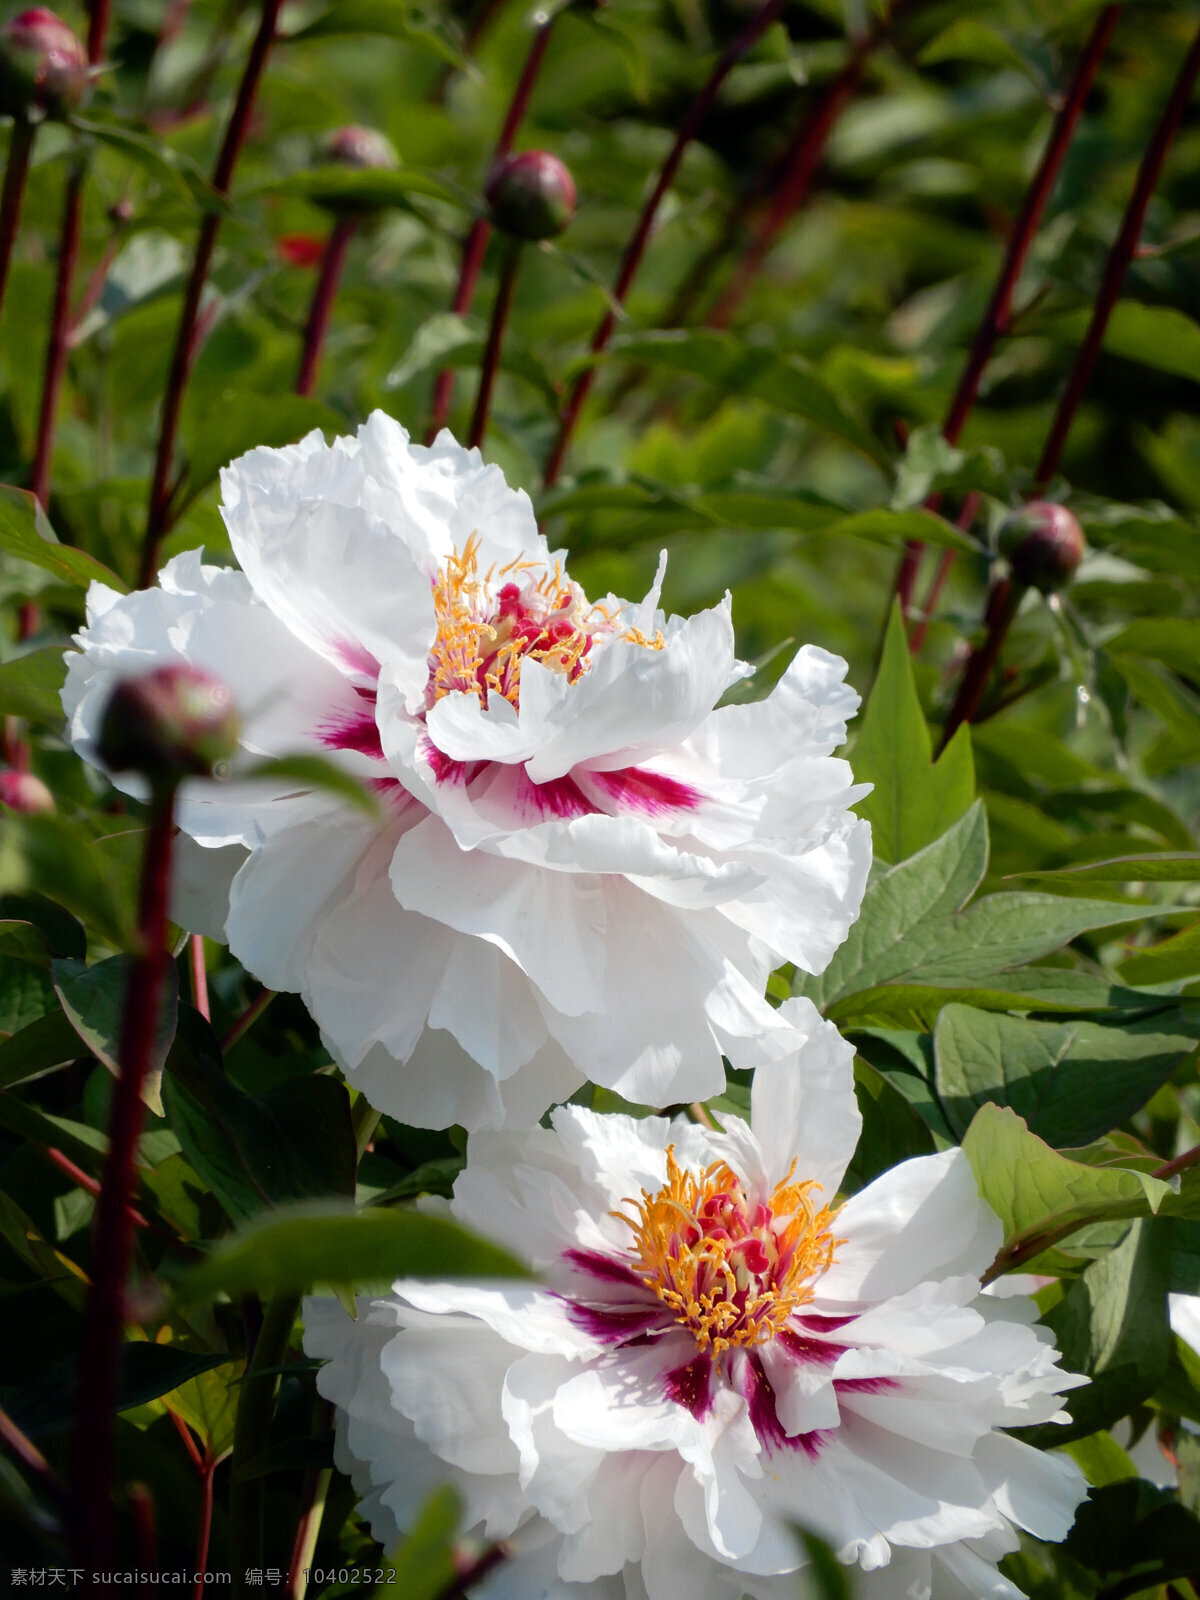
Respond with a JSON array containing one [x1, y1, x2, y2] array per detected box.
[[997, 502, 1086, 594], [97, 665, 239, 788], [486, 150, 576, 241], [0, 9, 88, 120]]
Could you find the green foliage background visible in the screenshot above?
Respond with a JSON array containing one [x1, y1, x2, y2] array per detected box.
[[4, 0, 1200, 1593]]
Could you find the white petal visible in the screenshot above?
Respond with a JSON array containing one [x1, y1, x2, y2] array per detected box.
[[972, 1431, 1086, 1542]]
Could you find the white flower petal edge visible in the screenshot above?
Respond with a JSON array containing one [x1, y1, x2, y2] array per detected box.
[[303, 1001, 1088, 1599], [62, 415, 871, 1131]]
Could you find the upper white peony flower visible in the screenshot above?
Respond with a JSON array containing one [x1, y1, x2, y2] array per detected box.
[[62, 414, 871, 1130], [303, 998, 1088, 1600]]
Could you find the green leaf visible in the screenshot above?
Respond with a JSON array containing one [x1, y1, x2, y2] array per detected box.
[[0, 486, 125, 591], [603, 331, 890, 466], [179, 394, 344, 513], [830, 970, 1158, 1030], [1064, 1479, 1200, 1587], [962, 1104, 1174, 1264], [0, 648, 68, 722], [375, 1486, 461, 1600], [797, 804, 1153, 1012], [1038, 1219, 1171, 1442], [163, 1007, 357, 1225], [72, 116, 223, 210], [852, 602, 975, 863], [1017, 853, 1200, 884], [794, 1529, 853, 1600], [287, 0, 470, 68], [1, 1344, 234, 1437], [934, 1004, 1200, 1148], [1106, 617, 1200, 675], [0, 814, 132, 950], [817, 507, 975, 552], [0, 1008, 85, 1090], [844, 1058, 936, 1190], [164, 1358, 242, 1464], [269, 165, 467, 213], [1120, 922, 1200, 985], [53, 955, 179, 1118], [241, 754, 380, 818], [1050, 301, 1200, 383], [177, 1201, 532, 1301]]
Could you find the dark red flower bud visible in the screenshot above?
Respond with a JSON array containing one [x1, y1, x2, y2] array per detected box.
[[97, 665, 239, 788], [325, 125, 398, 171], [486, 150, 576, 241], [0, 769, 54, 813], [0, 9, 88, 120], [997, 502, 1086, 594]]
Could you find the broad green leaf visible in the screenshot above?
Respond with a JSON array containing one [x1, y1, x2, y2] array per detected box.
[[890, 423, 1009, 509], [794, 1530, 854, 1600], [1106, 617, 1200, 675], [0, 648, 68, 722], [375, 1486, 461, 1600], [962, 1104, 1174, 1263], [163, 1007, 357, 1225], [603, 331, 890, 466], [287, 0, 469, 67], [0, 1190, 88, 1310], [0, 813, 133, 949], [72, 116, 221, 209], [843, 1059, 936, 1190], [165, 1357, 243, 1463], [53, 955, 179, 1117], [1062, 1430, 1138, 1488], [1018, 853, 1200, 884], [0, 486, 125, 591], [918, 18, 1044, 79], [1039, 1219, 1171, 1442], [1, 1345, 234, 1437], [268, 165, 467, 213], [796, 805, 1152, 1012], [934, 1004, 1200, 1148], [1121, 923, 1200, 985], [177, 1201, 532, 1301], [817, 507, 974, 551], [1110, 654, 1200, 751], [830, 970, 1160, 1030], [178, 394, 344, 513], [0, 1008, 84, 1089], [1063, 1478, 1200, 1587], [852, 602, 975, 863], [1050, 302, 1200, 383]]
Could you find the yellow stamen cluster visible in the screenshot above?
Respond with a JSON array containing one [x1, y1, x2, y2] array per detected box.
[[619, 1147, 839, 1356], [426, 534, 663, 710]]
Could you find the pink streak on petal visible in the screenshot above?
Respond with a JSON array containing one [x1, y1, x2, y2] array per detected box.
[[664, 1353, 714, 1421], [589, 767, 701, 817]]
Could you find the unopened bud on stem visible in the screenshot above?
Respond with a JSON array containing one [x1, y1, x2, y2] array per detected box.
[[97, 665, 239, 790], [486, 150, 576, 241], [997, 501, 1085, 594], [0, 8, 88, 120], [0, 769, 54, 813]]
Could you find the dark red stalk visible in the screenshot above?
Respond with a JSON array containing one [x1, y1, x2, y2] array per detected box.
[[0, 1400, 70, 1508], [192, 1458, 216, 1600], [295, 216, 356, 396], [0, 119, 34, 324], [427, 15, 555, 440], [908, 492, 981, 654], [468, 239, 521, 449], [434, 1543, 510, 1600], [73, 794, 177, 1586], [88, 0, 113, 61], [221, 985, 275, 1050], [139, 0, 284, 589], [542, 0, 786, 487], [707, 10, 898, 330], [129, 1480, 159, 1595], [30, 162, 85, 508], [1034, 18, 1200, 488], [938, 577, 1022, 751], [894, 4, 1123, 616]]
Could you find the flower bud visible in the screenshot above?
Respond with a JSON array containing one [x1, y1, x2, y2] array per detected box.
[[997, 501, 1085, 594], [486, 150, 576, 241], [97, 665, 239, 788], [0, 9, 88, 120], [0, 769, 54, 813], [325, 124, 398, 171]]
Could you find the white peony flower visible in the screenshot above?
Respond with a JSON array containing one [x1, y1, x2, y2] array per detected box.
[[62, 413, 871, 1130], [302, 998, 1088, 1599]]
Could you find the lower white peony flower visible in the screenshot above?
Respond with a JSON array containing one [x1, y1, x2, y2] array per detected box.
[[62, 413, 870, 1131], [303, 999, 1088, 1599]]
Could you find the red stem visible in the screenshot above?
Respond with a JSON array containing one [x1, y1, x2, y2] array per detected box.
[[1034, 18, 1200, 488], [221, 986, 276, 1051], [74, 794, 177, 1586], [938, 577, 1023, 750], [427, 16, 555, 440], [434, 1543, 510, 1600], [468, 239, 521, 449], [894, 4, 1123, 616], [189, 932, 209, 1020], [88, 0, 113, 63], [168, 1407, 205, 1475], [908, 492, 982, 654], [129, 1480, 158, 1596], [295, 216, 356, 397], [0, 1400, 70, 1508], [30, 162, 86, 508], [192, 1458, 216, 1600], [542, 0, 787, 487], [708, 9, 900, 330], [0, 119, 34, 325], [139, 0, 284, 589]]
